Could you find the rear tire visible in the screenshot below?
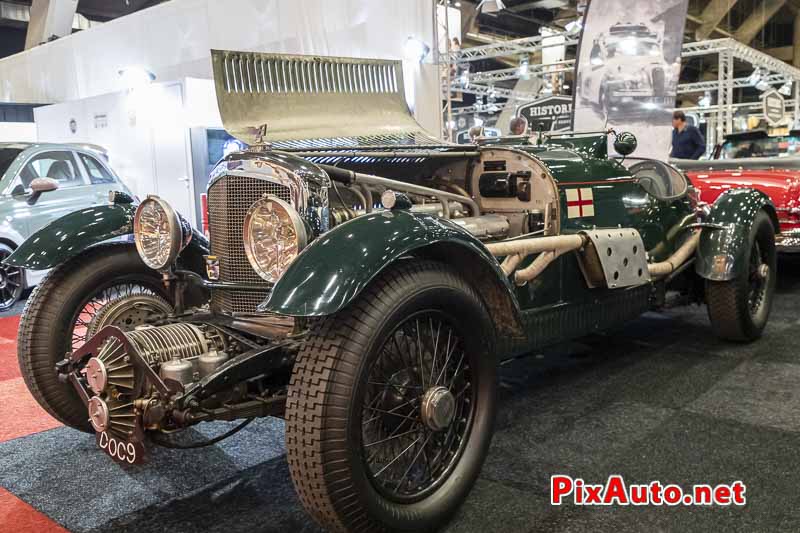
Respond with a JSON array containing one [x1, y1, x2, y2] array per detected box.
[[286, 260, 497, 532], [706, 211, 776, 342], [17, 245, 169, 432]]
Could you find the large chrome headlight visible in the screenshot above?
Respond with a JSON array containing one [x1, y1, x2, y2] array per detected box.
[[133, 196, 182, 271], [243, 196, 308, 283]]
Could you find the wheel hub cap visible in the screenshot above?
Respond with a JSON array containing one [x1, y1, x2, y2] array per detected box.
[[88, 396, 110, 432], [85, 357, 108, 394], [421, 386, 456, 432]]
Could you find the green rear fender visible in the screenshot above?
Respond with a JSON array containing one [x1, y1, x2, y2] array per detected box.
[[695, 188, 777, 281], [5, 203, 209, 273], [260, 210, 524, 334]]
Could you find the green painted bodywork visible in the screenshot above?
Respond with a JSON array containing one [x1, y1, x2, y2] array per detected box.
[[262, 134, 773, 350], [695, 188, 777, 281], [6, 202, 210, 274], [260, 209, 520, 319], [6, 204, 135, 269], [9, 132, 774, 355]]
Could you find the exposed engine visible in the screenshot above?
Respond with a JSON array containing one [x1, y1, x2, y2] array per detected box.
[[83, 323, 230, 436], [60, 312, 288, 464]]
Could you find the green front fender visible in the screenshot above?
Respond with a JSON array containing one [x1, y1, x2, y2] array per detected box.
[[260, 210, 522, 324], [7, 204, 136, 269], [695, 188, 777, 281], [6, 203, 210, 274]]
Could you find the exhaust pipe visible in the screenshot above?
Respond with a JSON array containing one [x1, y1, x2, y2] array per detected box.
[[647, 231, 700, 278]]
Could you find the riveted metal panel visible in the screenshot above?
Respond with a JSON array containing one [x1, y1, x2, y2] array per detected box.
[[579, 228, 651, 288]]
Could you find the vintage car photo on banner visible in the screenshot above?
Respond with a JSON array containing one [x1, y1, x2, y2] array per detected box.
[[574, 0, 689, 158]]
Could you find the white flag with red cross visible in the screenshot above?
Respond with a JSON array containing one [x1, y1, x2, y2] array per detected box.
[[566, 187, 595, 218]]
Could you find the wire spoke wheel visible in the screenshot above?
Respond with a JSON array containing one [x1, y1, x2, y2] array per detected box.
[[747, 240, 768, 316], [361, 310, 474, 503], [70, 282, 164, 352], [18, 246, 172, 432], [0, 247, 23, 310], [286, 261, 496, 532]]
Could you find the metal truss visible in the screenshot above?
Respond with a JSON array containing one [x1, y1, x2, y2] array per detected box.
[[716, 48, 735, 142], [448, 34, 800, 83], [466, 60, 575, 84], [450, 102, 518, 117], [448, 33, 579, 63], [681, 99, 797, 115], [453, 84, 540, 102], [678, 73, 790, 93], [681, 38, 800, 80], [446, 32, 800, 139]]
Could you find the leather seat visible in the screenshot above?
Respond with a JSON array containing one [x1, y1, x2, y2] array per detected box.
[[47, 160, 73, 181]]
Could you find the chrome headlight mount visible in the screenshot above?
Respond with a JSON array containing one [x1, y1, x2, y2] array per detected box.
[[133, 195, 188, 271], [243, 195, 308, 283]]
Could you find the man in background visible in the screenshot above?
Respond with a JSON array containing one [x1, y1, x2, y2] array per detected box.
[[671, 110, 705, 159], [509, 116, 528, 136]]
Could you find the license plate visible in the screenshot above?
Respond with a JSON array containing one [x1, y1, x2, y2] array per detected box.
[[96, 431, 145, 464]]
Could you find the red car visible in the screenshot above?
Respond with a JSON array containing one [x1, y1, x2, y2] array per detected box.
[[674, 130, 800, 252]]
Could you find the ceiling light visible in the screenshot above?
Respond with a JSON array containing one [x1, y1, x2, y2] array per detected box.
[[565, 20, 583, 36], [459, 70, 470, 88], [779, 81, 793, 96], [404, 36, 430, 63], [118, 66, 155, 89], [473, 116, 484, 126], [755, 79, 771, 92], [478, 0, 505, 13], [747, 68, 762, 87], [698, 91, 711, 108], [518, 57, 530, 79]]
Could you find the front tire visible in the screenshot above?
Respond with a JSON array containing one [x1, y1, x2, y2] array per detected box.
[[706, 211, 776, 341], [286, 260, 497, 532], [17, 245, 170, 432], [0, 243, 24, 311]]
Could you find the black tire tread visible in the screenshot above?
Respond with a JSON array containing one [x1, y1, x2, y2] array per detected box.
[[285, 259, 488, 533], [706, 211, 775, 342], [706, 277, 745, 340], [17, 245, 164, 431]]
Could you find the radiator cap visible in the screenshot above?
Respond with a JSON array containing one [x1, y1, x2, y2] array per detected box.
[[381, 190, 412, 211]]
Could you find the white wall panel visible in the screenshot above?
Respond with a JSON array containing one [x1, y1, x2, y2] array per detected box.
[[0, 0, 436, 105], [0, 122, 37, 142]]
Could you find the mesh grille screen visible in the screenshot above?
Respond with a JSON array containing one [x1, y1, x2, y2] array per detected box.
[[207, 175, 292, 314]]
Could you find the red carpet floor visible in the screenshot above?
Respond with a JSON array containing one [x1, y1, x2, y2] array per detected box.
[[0, 315, 66, 532]]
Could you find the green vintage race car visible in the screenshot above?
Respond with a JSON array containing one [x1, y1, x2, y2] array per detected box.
[[11, 52, 776, 532]]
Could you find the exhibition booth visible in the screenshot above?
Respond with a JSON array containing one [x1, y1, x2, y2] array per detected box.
[[0, 0, 443, 228]]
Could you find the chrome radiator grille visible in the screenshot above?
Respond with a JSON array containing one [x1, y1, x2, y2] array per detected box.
[[207, 175, 292, 314]]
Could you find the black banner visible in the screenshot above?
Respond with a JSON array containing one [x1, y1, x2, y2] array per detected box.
[[517, 96, 572, 132]]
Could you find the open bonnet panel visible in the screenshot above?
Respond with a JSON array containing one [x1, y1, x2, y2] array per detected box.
[[211, 50, 441, 149], [210, 49, 562, 240]]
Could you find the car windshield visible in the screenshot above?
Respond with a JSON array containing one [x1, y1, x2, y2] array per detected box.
[[606, 37, 660, 58], [720, 135, 800, 159], [0, 148, 21, 176]]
